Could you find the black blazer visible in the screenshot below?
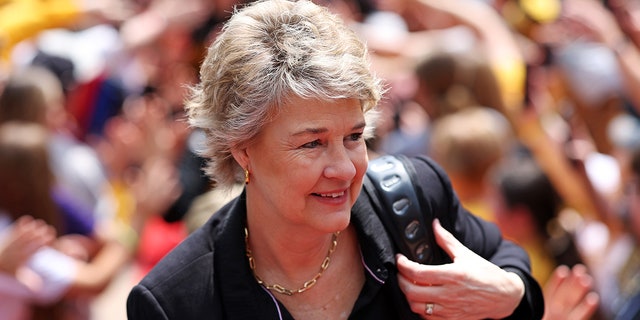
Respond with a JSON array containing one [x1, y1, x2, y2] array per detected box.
[[127, 155, 544, 319]]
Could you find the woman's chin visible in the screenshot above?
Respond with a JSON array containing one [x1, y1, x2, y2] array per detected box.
[[324, 211, 352, 233]]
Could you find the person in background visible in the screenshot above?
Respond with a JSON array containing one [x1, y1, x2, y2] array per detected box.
[[488, 153, 601, 320], [0, 66, 111, 231], [0, 121, 134, 320], [428, 106, 512, 222], [127, 0, 543, 318], [7, 66, 111, 215]]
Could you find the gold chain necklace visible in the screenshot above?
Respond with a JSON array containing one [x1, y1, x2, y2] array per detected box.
[[244, 227, 339, 296]]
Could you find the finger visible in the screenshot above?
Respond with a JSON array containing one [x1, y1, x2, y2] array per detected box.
[[19, 230, 53, 256], [432, 219, 465, 260], [14, 220, 55, 252], [396, 253, 447, 285], [407, 301, 442, 319], [14, 215, 35, 227], [568, 291, 599, 320], [397, 268, 440, 316], [398, 271, 447, 317], [397, 254, 426, 282], [397, 271, 431, 302], [552, 265, 593, 310], [33, 224, 56, 246], [544, 265, 571, 297], [13, 218, 43, 243]]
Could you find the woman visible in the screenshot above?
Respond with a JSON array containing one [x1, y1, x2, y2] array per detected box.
[[126, 0, 543, 318]]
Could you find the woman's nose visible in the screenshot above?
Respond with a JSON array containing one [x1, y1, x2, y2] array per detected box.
[[323, 145, 357, 180]]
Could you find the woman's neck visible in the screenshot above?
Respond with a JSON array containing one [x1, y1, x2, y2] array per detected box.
[[245, 216, 338, 287], [246, 224, 365, 320], [243, 195, 365, 318]]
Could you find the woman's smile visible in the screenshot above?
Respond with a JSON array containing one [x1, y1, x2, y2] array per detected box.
[[311, 189, 349, 204], [239, 96, 368, 233]]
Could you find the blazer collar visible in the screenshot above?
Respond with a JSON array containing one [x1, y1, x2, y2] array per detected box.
[[214, 190, 289, 319]]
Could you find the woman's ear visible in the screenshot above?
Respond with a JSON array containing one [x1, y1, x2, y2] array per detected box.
[[231, 147, 250, 170]]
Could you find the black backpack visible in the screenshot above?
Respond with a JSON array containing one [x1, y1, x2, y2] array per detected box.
[[363, 154, 446, 265]]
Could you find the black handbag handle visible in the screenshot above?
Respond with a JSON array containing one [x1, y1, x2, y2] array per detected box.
[[365, 154, 438, 264]]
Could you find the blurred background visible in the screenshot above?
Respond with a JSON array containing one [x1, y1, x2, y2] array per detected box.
[[1, 0, 639, 319]]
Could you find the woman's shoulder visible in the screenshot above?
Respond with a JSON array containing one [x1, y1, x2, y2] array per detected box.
[[128, 216, 222, 318], [128, 195, 245, 319], [136, 192, 245, 287], [138, 223, 216, 287], [136, 197, 237, 288], [128, 227, 220, 319]]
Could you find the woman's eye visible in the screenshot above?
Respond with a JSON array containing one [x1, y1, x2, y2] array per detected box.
[[301, 140, 321, 148], [348, 133, 363, 142]]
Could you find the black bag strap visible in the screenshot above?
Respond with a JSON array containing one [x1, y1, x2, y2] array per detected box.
[[364, 154, 438, 264]]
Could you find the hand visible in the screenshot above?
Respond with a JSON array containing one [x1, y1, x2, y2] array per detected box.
[[542, 264, 599, 320], [396, 219, 525, 319], [0, 216, 55, 275], [53, 234, 99, 261], [562, 0, 625, 46], [83, 0, 135, 23]]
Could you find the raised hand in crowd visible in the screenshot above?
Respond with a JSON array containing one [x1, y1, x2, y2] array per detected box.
[[0, 216, 55, 276], [561, 0, 640, 116], [542, 264, 599, 320]]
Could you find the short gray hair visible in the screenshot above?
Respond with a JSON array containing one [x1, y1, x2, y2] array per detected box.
[[186, 0, 382, 189]]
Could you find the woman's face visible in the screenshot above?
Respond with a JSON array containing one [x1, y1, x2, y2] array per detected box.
[[241, 96, 369, 234]]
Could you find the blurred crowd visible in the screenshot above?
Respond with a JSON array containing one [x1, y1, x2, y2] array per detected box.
[[0, 0, 639, 319]]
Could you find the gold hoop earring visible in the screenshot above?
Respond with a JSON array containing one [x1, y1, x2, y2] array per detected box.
[[244, 168, 250, 185]]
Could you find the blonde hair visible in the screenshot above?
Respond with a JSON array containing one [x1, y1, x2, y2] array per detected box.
[[430, 107, 511, 179], [185, 0, 382, 189]]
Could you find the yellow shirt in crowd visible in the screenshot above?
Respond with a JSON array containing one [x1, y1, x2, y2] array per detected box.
[[0, 0, 81, 61]]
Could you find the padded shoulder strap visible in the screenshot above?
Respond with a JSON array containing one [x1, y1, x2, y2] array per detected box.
[[365, 154, 438, 264]]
